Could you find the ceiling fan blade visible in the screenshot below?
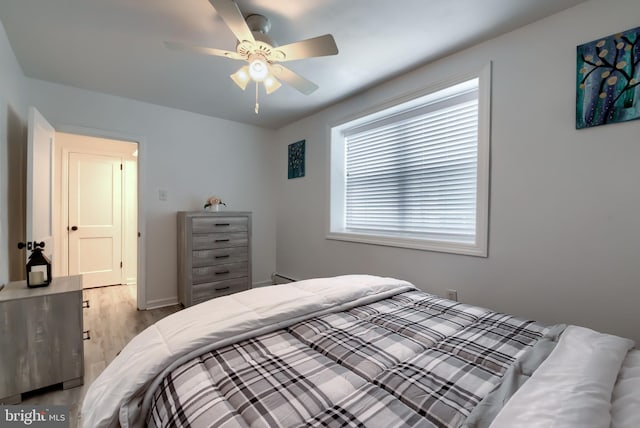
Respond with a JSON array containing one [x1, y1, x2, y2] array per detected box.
[[164, 41, 243, 60], [273, 34, 338, 62], [270, 65, 318, 95], [209, 0, 255, 43]]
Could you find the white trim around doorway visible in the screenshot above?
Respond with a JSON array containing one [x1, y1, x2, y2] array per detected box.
[[55, 125, 148, 310]]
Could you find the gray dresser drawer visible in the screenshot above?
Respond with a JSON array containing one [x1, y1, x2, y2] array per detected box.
[[192, 278, 250, 304], [192, 233, 248, 250], [192, 262, 249, 284], [192, 216, 248, 234], [192, 247, 248, 267]]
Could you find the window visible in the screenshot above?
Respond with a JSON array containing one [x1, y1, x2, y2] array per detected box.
[[329, 64, 491, 256]]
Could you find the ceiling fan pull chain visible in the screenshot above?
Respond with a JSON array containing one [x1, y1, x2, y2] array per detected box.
[[254, 81, 260, 114]]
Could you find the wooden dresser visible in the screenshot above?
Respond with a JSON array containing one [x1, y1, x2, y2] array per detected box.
[[178, 211, 252, 307], [0, 275, 85, 404]]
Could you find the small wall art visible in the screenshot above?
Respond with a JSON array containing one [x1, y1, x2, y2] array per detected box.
[[576, 26, 640, 129], [288, 139, 305, 179]]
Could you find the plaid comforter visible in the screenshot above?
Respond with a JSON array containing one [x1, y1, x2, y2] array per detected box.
[[146, 289, 548, 427]]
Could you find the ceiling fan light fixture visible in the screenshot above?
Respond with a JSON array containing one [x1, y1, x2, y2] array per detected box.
[[230, 66, 250, 90], [264, 75, 282, 94], [248, 55, 269, 81], [168, 2, 339, 112]]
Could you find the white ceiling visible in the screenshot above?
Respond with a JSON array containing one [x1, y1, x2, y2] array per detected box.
[[0, 0, 588, 129]]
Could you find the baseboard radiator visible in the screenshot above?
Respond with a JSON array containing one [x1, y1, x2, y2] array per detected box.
[[271, 273, 298, 285]]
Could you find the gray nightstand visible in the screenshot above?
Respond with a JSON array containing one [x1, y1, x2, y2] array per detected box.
[[0, 275, 85, 404]]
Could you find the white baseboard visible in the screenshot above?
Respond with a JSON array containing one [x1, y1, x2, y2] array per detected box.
[[271, 273, 298, 284], [145, 278, 287, 308], [252, 280, 273, 288], [145, 296, 179, 310]]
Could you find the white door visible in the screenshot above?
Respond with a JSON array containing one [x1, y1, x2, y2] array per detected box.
[[68, 152, 123, 288], [26, 107, 55, 264]]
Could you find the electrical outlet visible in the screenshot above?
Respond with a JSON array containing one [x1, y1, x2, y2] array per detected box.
[[158, 189, 168, 201], [446, 289, 458, 302]]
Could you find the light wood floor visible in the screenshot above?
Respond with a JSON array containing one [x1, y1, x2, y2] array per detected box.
[[21, 284, 182, 427]]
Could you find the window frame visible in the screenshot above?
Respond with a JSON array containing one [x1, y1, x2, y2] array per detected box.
[[327, 63, 491, 257]]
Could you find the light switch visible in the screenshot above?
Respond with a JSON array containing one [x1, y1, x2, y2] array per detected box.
[[158, 189, 168, 201]]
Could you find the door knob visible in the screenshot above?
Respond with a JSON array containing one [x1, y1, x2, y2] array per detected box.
[[71, 226, 78, 231]]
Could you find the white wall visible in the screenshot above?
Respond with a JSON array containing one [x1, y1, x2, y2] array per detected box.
[[274, 0, 640, 343], [26, 79, 277, 306], [0, 19, 28, 286], [3, 0, 638, 341]]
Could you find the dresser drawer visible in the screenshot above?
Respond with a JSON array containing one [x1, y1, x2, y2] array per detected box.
[[192, 216, 248, 234], [192, 232, 248, 250], [192, 247, 248, 268], [192, 277, 249, 305], [192, 262, 248, 284]]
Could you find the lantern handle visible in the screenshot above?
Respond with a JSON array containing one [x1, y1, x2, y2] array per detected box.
[[17, 241, 45, 251]]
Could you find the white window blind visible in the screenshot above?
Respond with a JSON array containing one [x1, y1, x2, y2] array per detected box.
[[344, 83, 479, 243]]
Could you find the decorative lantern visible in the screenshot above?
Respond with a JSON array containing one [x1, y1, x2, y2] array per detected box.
[[25, 242, 51, 288]]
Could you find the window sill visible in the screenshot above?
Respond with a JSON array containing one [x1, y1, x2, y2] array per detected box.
[[326, 231, 487, 257]]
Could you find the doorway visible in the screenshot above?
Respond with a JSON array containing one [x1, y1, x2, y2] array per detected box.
[[54, 132, 138, 290]]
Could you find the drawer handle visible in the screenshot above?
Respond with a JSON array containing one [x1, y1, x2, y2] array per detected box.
[[215, 223, 231, 227], [215, 239, 230, 243], [215, 270, 230, 275], [83, 330, 91, 341], [215, 286, 230, 291], [215, 254, 230, 259], [82, 300, 90, 309]]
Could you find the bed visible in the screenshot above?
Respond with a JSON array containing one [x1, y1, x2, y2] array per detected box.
[[81, 275, 640, 427]]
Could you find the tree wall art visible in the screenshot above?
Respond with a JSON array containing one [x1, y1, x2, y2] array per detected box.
[[288, 140, 305, 179], [577, 26, 640, 129]]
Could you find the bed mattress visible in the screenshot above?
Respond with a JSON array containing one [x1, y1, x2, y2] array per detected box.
[[80, 275, 637, 428], [146, 289, 548, 427]]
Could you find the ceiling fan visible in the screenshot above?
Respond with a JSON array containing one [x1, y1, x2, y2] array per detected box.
[[165, 0, 339, 113]]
